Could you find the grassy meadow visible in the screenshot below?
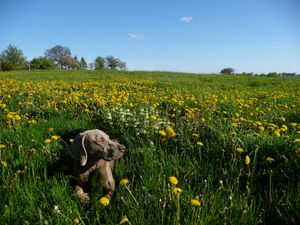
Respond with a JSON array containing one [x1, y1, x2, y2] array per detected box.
[[0, 70, 300, 225]]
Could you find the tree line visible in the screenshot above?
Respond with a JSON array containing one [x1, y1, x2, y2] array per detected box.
[[0, 44, 127, 71]]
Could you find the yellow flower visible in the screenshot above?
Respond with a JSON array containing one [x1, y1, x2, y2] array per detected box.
[[231, 122, 238, 128], [245, 155, 251, 165], [192, 133, 199, 138], [48, 127, 54, 132], [51, 135, 60, 140], [236, 147, 244, 153], [119, 215, 129, 224], [119, 179, 129, 186], [168, 176, 178, 185], [273, 130, 281, 137], [159, 130, 166, 136], [70, 139, 74, 143], [280, 125, 288, 132], [73, 218, 80, 225], [294, 139, 300, 145], [0, 144, 5, 149], [166, 127, 176, 138], [291, 122, 297, 128], [99, 196, 110, 206], [150, 115, 157, 121], [296, 148, 300, 158], [266, 157, 275, 164], [190, 199, 201, 207], [278, 117, 286, 122], [172, 187, 182, 194], [197, 141, 203, 147], [44, 139, 51, 144], [29, 119, 37, 125], [1, 160, 8, 167]]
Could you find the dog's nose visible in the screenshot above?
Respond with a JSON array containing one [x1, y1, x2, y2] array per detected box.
[[118, 145, 126, 153]]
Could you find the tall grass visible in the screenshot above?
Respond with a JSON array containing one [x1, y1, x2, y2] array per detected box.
[[0, 70, 299, 224]]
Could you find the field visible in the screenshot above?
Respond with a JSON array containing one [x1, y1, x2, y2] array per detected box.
[[0, 70, 299, 225]]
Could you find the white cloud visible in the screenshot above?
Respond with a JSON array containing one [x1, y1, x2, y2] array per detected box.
[[128, 33, 145, 40], [180, 16, 193, 23]]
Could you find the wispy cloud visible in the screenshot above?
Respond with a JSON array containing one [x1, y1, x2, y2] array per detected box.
[[180, 16, 193, 23], [128, 33, 145, 40]]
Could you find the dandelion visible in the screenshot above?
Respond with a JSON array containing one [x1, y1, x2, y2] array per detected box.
[[278, 117, 286, 122], [291, 122, 297, 128], [166, 127, 176, 138], [280, 125, 288, 132], [273, 130, 281, 137], [294, 139, 300, 145], [99, 196, 110, 206], [119, 178, 129, 186], [51, 135, 60, 140], [48, 127, 54, 133], [190, 199, 201, 207], [0, 144, 5, 149], [245, 155, 251, 165], [29, 119, 37, 125], [192, 133, 199, 138], [119, 216, 130, 224], [159, 130, 167, 136], [70, 139, 74, 143], [44, 139, 51, 144], [168, 176, 178, 185], [1, 160, 8, 167], [266, 157, 275, 164], [73, 218, 80, 225], [231, 122, 238, 128], [150, 115, 157, 121], [172, 187, 182, 194], [236, 147, 244, 153], [197, 141, 203, 147]]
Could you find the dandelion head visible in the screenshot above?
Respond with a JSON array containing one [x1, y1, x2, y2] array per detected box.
[[119, 178, 129, 186], [236, 147, 244, 153], [119, 215, 129, 224], [172, 187, 182, 194], [99, 196, 110, 206], [245, 155, 251, 165], [73, 218, 80, 225], [44, 139, 51, 144], [190, 199, 201, 207], [266, 157, 275, 164], [159, 130, 167, 136], [168, 176, 178, 185], [197, 141, 203, 147]]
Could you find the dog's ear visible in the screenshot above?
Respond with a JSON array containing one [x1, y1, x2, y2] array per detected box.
[[70, 132, 88, 166]]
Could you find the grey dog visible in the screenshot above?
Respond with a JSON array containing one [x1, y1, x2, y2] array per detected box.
[[69, 129, 125, 203]]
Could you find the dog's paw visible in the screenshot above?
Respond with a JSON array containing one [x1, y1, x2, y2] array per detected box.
[[79, 193, 90, 204]]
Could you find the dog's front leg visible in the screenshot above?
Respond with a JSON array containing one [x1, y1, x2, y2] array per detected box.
[[98, 160, 115, 199]]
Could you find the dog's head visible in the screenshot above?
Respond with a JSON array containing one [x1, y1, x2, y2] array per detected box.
[[70, 129, 125, 166]]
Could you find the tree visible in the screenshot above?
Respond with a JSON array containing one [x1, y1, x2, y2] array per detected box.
[[45, 45, 71, 69], [106, 55, 119, 70], [30, 57, 55, 69], [80, 57, 87, 69], [119, 61, 127, 70], [94, 56, 106, 70], [0, 45, 26, 71], [220, 67, 235, 75], [60, 56, 80, 69]]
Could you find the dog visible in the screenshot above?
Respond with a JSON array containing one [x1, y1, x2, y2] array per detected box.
[[69, 129, 125, 203]]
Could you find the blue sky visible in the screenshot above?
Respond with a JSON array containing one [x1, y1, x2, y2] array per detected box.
[[1, 0, 300, 73]]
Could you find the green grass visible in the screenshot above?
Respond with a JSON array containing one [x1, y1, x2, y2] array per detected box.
[[0, 70, 299, 224]]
